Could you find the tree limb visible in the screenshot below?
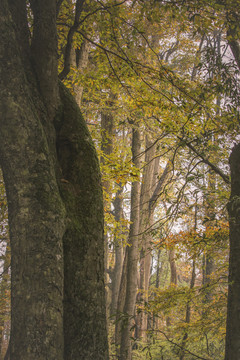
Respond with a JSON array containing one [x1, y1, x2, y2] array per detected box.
[[59, 0, 85, 80], [148, 161, 172, 215], [177, 136, 230, 184], [56, 0, 64, 16], [155, 329, 213, 360]]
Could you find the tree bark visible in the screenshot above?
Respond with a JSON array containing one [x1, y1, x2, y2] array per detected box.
[[74, 40, 91, 106], [179, 260, 196, 360], [138, 136, 157, 340], [119, 126, 141, 360], [0, 3, 65, 359], [138, 139, 171, 340], [0, 244, 11, 360], [225, 144, 240, 360], [58, 84, 109, 360], [0, 1, 109, 359], [169, 247, 177, 286], [111, 186, 124, 316], [166, 247, 177, 328], [224, 11, 240, 360], [101, 109, 114, 328], [115, 248, 128, 352]]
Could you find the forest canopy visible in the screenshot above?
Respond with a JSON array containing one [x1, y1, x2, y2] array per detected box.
[[0, 0, 239, 359]]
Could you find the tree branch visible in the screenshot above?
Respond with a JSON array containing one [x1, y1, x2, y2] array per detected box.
[[177, 136, 230, 184], [56, 0, 64, 16], [227, 29, 240, 71], [226, 9, 240, 71], [148, 161, 172, 214], [155, 329, 213, 360], [59, 0, 85, 80], [58, 0, 129, 80]]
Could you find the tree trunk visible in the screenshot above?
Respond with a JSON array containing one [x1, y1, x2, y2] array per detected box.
[[225, 144, 240, 360], [0, 3, 65, 358], [0, 1, 109, 359], [179, 260, 196, 360], [166, 247, 177, 328], [152, 249, 162, 330], [111, 186, 124, 316], [169, 248, 177, 286], [115, 248, 128, 352], [202, 166, 216, 302], [119, 127, 141, 360], [0, 244, 10, 360], [74, 39, 91, 106], [138, 136, 157, 340], [138, 139, 171, 340], [138, 136, 159, 340], [224, 12, 240, 360], [58, 84, 109, 360], [101, 109, 114, 328]]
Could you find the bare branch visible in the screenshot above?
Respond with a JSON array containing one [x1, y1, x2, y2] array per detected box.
[[154, 329, 213, 360], [149, 161, 172, 214], [58, 0, 128, 80], [227, 29, 240, 71], [177, 136, 230, 184]]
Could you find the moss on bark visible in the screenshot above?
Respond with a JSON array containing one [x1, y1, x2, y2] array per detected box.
[[57, 83, 109, 360]]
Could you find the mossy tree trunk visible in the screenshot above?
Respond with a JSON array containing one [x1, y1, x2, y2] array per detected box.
[[0, 1, 108, 359], [58, 84, 109, 360]]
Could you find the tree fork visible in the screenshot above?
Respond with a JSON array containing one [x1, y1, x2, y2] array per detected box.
[[0, 1, 109, 358]]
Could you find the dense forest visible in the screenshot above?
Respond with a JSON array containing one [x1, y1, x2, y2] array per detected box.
[[0, 0, 239, 359]]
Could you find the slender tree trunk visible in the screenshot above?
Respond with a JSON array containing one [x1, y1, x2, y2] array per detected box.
[[155, 250, 162, 290], [111, 186, 124, 316], [74, 39, 91, 106], [202, 166, 216, 301], [115, 248, 128, 353], [166, 247, 177, 328], [119, 127, 141, 360], [0, 245, 10, 360], [152, 249, 162, 330], [138, 140, 171, 340], [153, 249, 162, 329], [101, 109, 114, 327], [169, 248, 177, 286], [179, 260, 196, 360], [138, 136, 157, 340]]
